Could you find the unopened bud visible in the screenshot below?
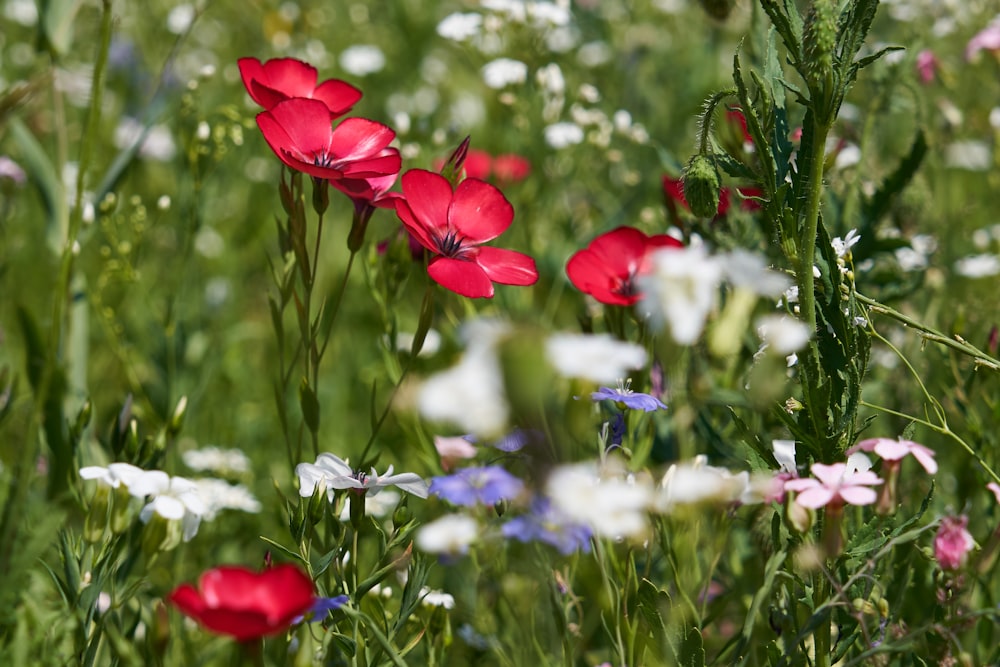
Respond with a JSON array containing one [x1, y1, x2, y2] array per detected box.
[[803, 0, 837, 90], [682, 154, 721, 219]]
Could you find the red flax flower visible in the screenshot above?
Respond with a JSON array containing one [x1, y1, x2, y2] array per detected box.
[[256, 98, 400, 181], [238, 57, 362, 117], [394, 169, 538, 298], [566, 226, 682, 306], [168, 564, 315, 641], [663, 176, 763, 217]]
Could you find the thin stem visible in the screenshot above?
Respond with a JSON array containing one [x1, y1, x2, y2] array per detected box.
[[697, 88, 739, 155]]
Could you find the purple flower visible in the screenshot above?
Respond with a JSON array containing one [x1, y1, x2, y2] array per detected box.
[[294, 594, 349, 624], [591, 379, 666, 412], [501, 498, 592, 555], [491, 428, 541, 452], [430, 466, 524, 506]]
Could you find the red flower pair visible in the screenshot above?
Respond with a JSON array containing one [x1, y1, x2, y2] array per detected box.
[[566, 226, 683, 306], [662, 176, 763, 218]]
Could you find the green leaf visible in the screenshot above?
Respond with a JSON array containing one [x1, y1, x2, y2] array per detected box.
[[39, 0, 86, 55], [678, 626, 706, 667], [8, 119, 68, 254], [298, 377, 319, 434]]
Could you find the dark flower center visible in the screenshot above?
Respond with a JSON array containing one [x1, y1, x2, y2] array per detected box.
[[434, 230, 468, 258]]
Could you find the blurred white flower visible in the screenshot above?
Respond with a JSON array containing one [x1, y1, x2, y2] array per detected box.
[[638, 245, 723, 345], [339, 490, 401, 521], [756, 315, 812, 354], [80, 463, 146, 489], [416, 514, 479, 555], [834, 143, 861, 169], [420, 587, 456, 609], [954, 254, 1000, 278], [182, 446, 250, 474], [482, 0, 527, 22], [990, 107, 1000, 130], [418, 344, 509, 437], [945, 140, 991, 171], [544, 122, 584, 149], [545, 25, 579, 52], [340, 45, 386, 76], [654, 456, 750, 512], [723, 250, 792, 297], [536, 63, 565, 95], [393, 329, 441, 357], [546, 459, 652, 539], [192, 478, 261, 520], [166, 4, 195, 34], [113, 118, 177, 161], [545, 333, 646, 384], [437, 12, 483, 41], [772, 440, 797, 474], [578, 41, 612, 67], [481, 58, 528, 89], [527, 2, 570, 26], [4, 0, 37, 25], [832, 229, 862, 258]]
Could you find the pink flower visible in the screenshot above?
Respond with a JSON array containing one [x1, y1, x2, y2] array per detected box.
[[915, 49, 938, 84], [934, 515, 975, 570], [393, 169, 538, 298], [988, 481, 1000, 504], [846, 437, 938, 474], [966, 19, 1000, 61], [784, 462, 883, 509], [238, 57, 362, 117], [255, 98, 400, 181]]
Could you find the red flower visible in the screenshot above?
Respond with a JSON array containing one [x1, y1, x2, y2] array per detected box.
[[394, 169, 538, 298], [462, 150, 493, 180], [238, 57, 362, 118], [566, 226, 682, 306], [332, 172, 402, 210], [256, 98, 400, 180], [492, 154, 531, 182], [168, 564, 316, 641]]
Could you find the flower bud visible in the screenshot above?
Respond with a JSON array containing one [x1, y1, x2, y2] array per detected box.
[[682, 154, 721, 219], [803, 0, 837, 90], [141, 514, 183, 556], [84, 484, 111, 543]]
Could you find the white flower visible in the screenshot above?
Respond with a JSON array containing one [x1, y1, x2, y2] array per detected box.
[[526, 2, 570, 27], [339, 490, 400, 521], [481, 58, 528, 89], [296, 453, 429, 500], [832, 229, 862, 259], [339, 45, 386, 77], [416, 514, 480, 555], [181, 446, 251, 474], [436, 12, 483, 41], [544, 122, 584, 149], [577, 40, 612, 67], [192, 478, 261, 520], [113, 118, 177, 161], [756, 315, 812, 354], [846, 451, 874, 474], [638, 244, 723, 344], [536, 62, 566, 95], [546, 459, 652, 539], [654, 456, 749, 512], [133, 474, 207, 542], [945, 140, 991, 171], [393, 329, 441, 357], [545, 333, 646, 384], [419, 587, 456, 609], [954, 254, 1000, 278], [723, 250, 793, 297], [772, 440, 797, 474], [80, 463, 146, 489], [418, 345, 509, 437], [166, 4, 194, 34]]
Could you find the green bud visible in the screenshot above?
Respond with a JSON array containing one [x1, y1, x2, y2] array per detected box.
[[311, 177, 329, 216], [110, 484, 136, 534], [167, 396, 187, 437], [697, 0, 736, 20], [141, 514, 183, 556], [299, 378, 320, 435], [392, 501, 411, 530], [682, 154, 721, 219], [803, 0, 837, 90], [83, 484, 111, 543]]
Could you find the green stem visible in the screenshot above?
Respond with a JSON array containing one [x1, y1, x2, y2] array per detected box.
[[813, 572, 832, 667], [697, 88, 739, 154]]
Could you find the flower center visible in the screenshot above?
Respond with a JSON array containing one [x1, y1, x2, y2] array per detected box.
[[434, 230, 468, 258]]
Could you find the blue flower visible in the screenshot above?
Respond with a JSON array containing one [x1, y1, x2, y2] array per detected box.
[[491, 428, 542, 452], [591, 379, 666, 412], [295, 594, 349, 624], [429, 466, 524, 506], [501, 498, 592, 555]]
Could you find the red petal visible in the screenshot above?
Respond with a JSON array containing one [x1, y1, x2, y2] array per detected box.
[[463, 150, 492, 180], [662, 176, 688, 208], [428, 256, 495, 298], [168, 584, 206, 617], [394, 200, 436, 251], [566, 250, 632, 305], [476, 246, 538, 286], [313, 79, 363, 117], [400, 169, 454, 239], [329, 118, 396, 161], [339, 149, 401, 179], [492, 154, 531, 182], [257, 99, 334, 158], [449, 178, 513, 243], [260, 57, 319, 98]]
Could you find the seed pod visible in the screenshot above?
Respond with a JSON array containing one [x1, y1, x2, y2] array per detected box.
[[682, 154, 722, 219]]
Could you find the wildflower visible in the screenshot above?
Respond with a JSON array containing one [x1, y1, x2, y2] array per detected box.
[[434, 435, 478, 470], [430, 466, 524, 506], [501, 497, 592, 554], [181, 446, 251, 475], [934, 516, 975, 570], [393, 169, 538, 298], [546, 459, 653, 539], [916, 49, 938, 84], [954, 254, 1000, 278], [966, 17, 1000, 61], [566, 226, 683, 306], [168, 564, 316, 640], [418, 340, 510, 437], [192, 479, 262, 520], [301, 595, 350, 622], [0, 156, 27, 186], [543, 122, 584, 149], [437, 12, 483, 41], [339, 490, 400, 521], [80, 462, 147, 489], [481, 58, 528, 88], [654, 456, 750, 512], [238, 57, 361, 117], [591, 379, 666, 412], [131, 473, 208, 542], [545, 333, 647, 384], [491, 428, 539, 452], [255, 98, 400, 181], [988, 481, 1000, 504], [784, 462, 883, 509], [847, 437, 937, 474], [419, 587, 456, 609], [296, 453, 429, 500], [339, 45, 386, 77], [722, 250, 792, 297], [416, 514, 480, 555], [637, 244, 724, 345], [756, 315, 812, 354]]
